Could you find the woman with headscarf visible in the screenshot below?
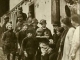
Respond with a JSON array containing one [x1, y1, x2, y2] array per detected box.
[[57, 17, 72, 60]]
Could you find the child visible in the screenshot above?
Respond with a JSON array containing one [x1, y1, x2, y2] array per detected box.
[[39, 38, 54, 60], [21, 29, 38, 60], [2, 22, 17, 60], [39, 19, 52, 39]]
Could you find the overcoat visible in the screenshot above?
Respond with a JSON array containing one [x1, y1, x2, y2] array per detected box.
[[62, 27, 75, 60], [2, 30, 17, 54]]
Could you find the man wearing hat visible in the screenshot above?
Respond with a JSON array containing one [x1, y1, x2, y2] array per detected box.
[[40, 19, 52, 39], [15, 14, 24, 32], [2, 15, 9, 33], [17, 7, 27, 21]]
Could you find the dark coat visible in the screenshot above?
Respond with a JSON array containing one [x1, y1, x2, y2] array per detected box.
[[2, 30, 17, 54], [21, 37, 38, 55], [54, 28, 69, 60], [41, 50, 55, 60], [42, 27, 52, 39], [17, 30, 27, 46]]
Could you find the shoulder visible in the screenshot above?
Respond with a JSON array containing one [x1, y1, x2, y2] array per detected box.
[[68, 27, 75, 33]]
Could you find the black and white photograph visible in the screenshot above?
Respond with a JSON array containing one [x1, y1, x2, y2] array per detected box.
[[0, 0, 80, 60]]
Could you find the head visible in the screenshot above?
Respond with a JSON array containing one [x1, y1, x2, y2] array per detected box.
[[17, 7, 23, 13], [57, 27, 64, 35], [71, 14, 80, 28], [39, 38, 49, 55], [40, 19, 47, 28], [4, 16, 9, 23], [32, 18, 38, 27], [53, 24, 59, 30], [17, 14, 23, 22], [6, 22, 12, 30], [61, 17, 72, 29], [36, 28, 43, 36], [27, 17, 32, 26], [28, 12, 32, 17]]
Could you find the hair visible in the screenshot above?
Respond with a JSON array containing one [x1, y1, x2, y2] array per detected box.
[[61, 17, 72, 27], [71, 14, 80, 25]]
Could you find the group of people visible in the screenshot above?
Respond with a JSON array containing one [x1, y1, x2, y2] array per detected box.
[[0, 7, 80, 60]]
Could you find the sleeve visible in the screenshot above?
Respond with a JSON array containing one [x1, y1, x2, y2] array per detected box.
[[21, 37, 27, 51], [1, 32, 6, 41]]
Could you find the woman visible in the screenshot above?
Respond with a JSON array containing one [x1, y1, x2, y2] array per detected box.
[[62, 20, 75, 60], [57, 17, 72, 60], [69, 14, 80, 60]]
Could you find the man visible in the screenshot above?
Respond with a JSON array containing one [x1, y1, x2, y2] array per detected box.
[[32, 18, 39, 31], [15, 14, 24, 32], [17, 7, 27, 22], [2, 15, 9, 33]]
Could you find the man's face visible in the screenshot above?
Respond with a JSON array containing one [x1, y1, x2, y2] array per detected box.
[[41, 23, 46, 28], [4, 19, 9, 23], [33, 23, 37, 27], [18, 17, 23, 22]]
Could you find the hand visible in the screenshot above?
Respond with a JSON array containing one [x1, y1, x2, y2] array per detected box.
[[49, 39, 53, 44], [18, 44, 20, 49], [71, 54, 75, 60], [24, 51, 28, 57]]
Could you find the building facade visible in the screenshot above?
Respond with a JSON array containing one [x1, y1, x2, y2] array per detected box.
[[1, 0, 80, 33]]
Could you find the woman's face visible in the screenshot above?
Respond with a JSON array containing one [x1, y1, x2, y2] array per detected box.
[[71, 19, 76, 27], [61, 22, 66, 28]]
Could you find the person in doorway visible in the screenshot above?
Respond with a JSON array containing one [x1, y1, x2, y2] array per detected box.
[[1, 22, 17, 60], [17, 7, 27, 22]]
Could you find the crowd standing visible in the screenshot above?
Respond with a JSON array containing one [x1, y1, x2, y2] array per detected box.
[[0, 7, 80, 60]]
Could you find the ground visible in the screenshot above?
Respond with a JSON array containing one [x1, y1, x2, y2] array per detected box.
[[0, 47, 6, 60]]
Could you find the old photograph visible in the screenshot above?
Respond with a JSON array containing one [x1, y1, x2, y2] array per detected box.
[[0, 0, 80, 60]]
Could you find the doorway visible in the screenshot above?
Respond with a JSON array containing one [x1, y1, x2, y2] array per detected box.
[[29, 4, 35, 18]]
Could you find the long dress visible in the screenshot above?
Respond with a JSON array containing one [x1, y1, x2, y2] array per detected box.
[[69, 26, 80, 60], [62, 27, 75, 60]]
